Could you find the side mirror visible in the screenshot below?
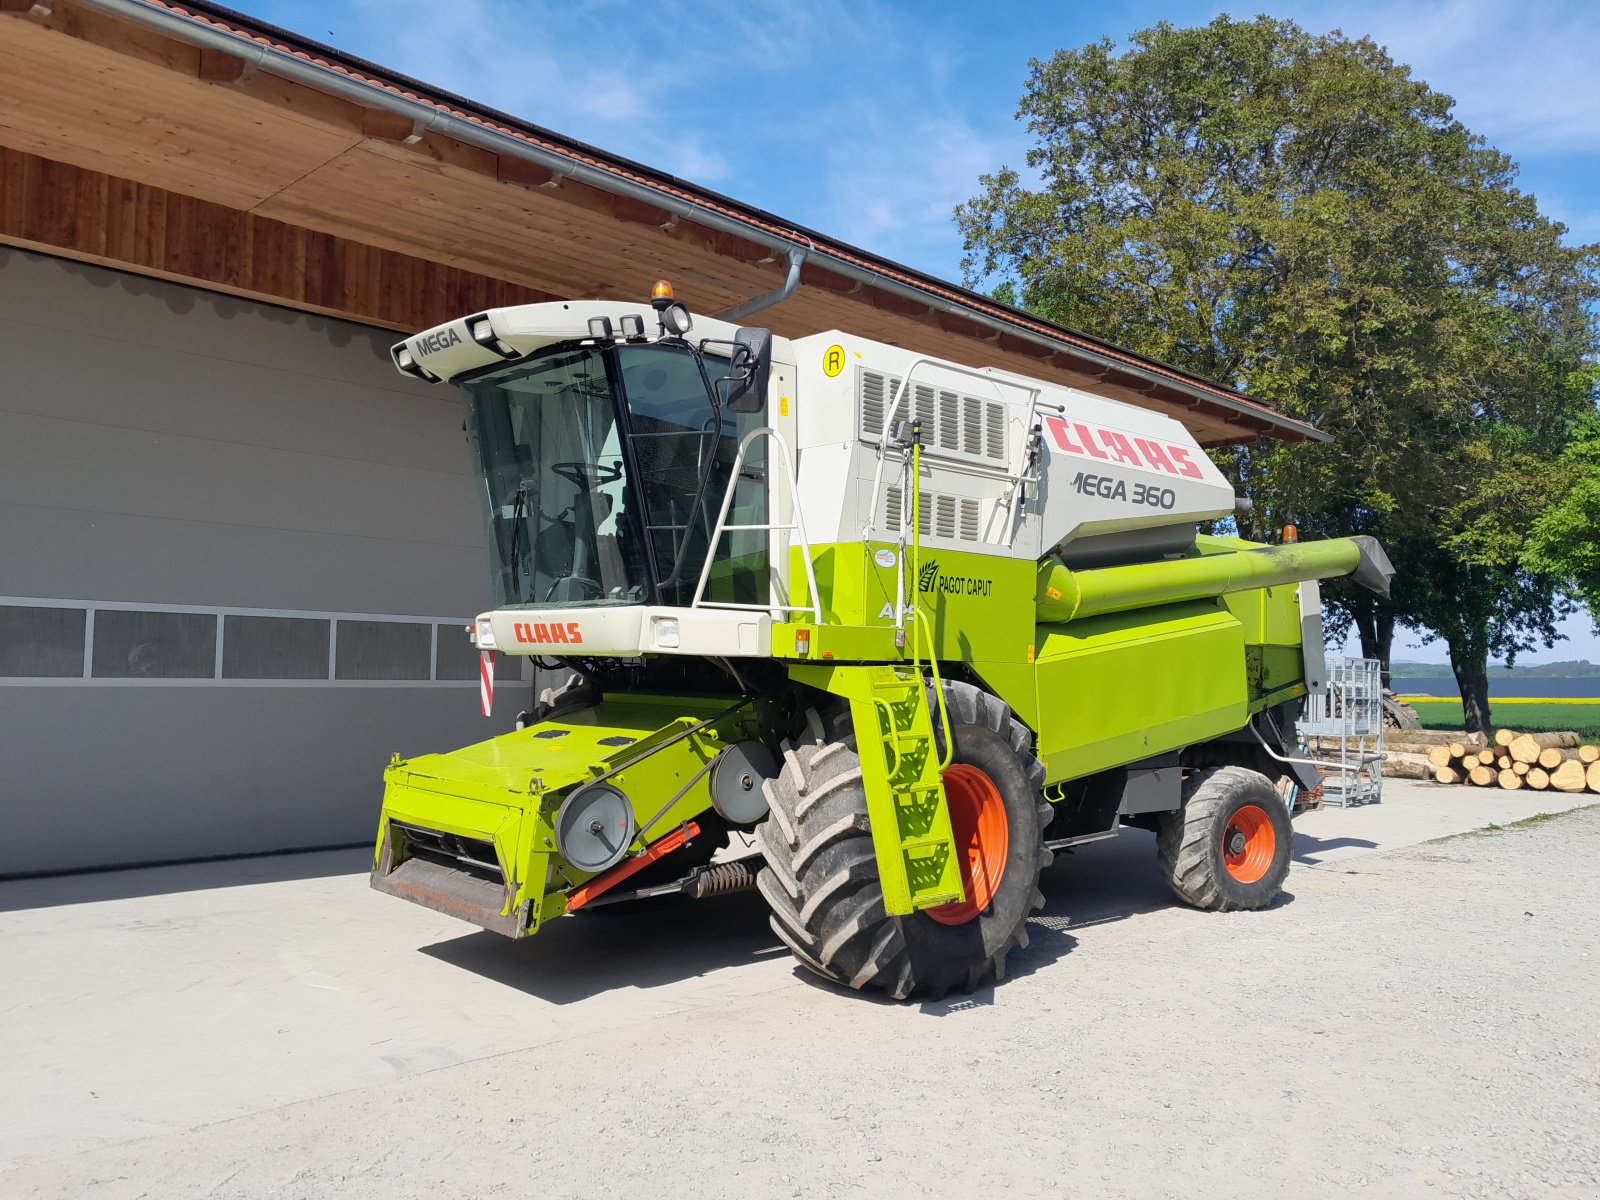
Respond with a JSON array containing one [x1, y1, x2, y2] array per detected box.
[[725, 327, 772, 413]]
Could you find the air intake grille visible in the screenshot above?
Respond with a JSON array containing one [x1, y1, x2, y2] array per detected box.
[[883, 488, 985, 543], [859, 368, 1008, 464]]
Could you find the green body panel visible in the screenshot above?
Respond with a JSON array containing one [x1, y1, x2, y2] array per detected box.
[[789, 663, 963, 916], [769, 622, 898, 662], [1223, 583, 1303, 646], [782, 542, 1041, 725], [1032, 600, 1249, 784], [1245, 645, 1310, 704], [374, 695, 753, 934], [788, 542, 1034, 657]]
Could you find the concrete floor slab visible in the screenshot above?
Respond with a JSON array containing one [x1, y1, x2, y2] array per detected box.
[[1, 779, 1594, 1185]]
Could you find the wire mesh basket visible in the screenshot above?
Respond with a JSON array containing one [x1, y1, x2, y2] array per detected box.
[[1298, 657, 1385, 806]]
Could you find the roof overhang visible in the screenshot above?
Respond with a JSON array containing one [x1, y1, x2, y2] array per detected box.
[[0, 0, 1326, 446]]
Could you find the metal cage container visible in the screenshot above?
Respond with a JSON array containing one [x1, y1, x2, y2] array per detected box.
[[1298, 657, 1385, 806]]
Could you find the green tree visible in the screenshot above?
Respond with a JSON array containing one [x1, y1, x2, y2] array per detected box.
[[957, 15, 1600, 729], [1527, 402, 1600, 623]]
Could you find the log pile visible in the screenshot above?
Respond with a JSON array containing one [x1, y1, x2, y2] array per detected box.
[[1399, 729, 1600, 792]]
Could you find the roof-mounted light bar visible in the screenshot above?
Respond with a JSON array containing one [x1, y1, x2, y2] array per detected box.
[[392, 344, 440, 383], [468, 314, 520, 360]]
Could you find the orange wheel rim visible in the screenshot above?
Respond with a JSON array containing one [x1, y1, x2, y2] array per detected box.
[[925, 763, 1010, 926], [1222, 804, 1275, 884]]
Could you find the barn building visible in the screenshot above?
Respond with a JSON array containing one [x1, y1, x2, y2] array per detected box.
[[0, 0, 1317, 873]]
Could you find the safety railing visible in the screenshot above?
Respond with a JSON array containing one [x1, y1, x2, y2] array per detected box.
[[861, 357, 1043, 545], [691, 428, 822, 624]]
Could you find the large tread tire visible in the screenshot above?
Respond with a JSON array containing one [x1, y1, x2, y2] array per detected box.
[[1157, 765, 1292, 912], [755, 681, 1051, 1000]]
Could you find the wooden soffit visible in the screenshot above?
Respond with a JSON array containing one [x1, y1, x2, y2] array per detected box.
[[0, 0, 1307, 446]]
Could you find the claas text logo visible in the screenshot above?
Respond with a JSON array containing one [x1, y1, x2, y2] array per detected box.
[[511, 621, 584, 645]]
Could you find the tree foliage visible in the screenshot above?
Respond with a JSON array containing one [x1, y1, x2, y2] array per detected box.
[[957, 16, 1600, 727], [1527, 402, 1600, 622]]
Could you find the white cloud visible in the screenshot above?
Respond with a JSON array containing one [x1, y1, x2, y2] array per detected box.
[[819, 114, 1020, 267], [346, 0, 737, 183], [305, 0, 1028, 271], [1281, 0, 1600, 154]]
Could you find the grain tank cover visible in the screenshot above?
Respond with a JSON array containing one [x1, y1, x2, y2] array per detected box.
[[1032, 388, 1237, 559]]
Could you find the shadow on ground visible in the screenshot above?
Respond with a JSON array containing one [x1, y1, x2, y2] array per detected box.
[[419, 888, 787, 1004], [1022, 824, 1295, 953], [420, 825, 1315, 1006], [1292, 831, 1379, 865], [0, 845, 370, 913]]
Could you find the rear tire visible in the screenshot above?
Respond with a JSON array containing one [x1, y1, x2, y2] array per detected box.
[[1157, 766, 1291, 911], [755, 683, 1051, 1000]]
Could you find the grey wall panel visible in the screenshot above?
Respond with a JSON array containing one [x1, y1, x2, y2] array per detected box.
[[0, 409, 478, 550], [0, 688, 512, 875], [0, 315, 474, 475], [0, 249, 439, 395], [0, 501, 488, 614], [0, 248, 519, 871]]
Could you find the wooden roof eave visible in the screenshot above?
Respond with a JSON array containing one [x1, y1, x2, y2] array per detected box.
[[12, 0, 1324, 446]]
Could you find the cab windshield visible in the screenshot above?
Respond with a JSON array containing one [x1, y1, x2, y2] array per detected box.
[[463, 342, 768, 610]]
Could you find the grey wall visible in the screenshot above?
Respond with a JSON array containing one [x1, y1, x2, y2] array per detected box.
[[0, 248, 525, 874]]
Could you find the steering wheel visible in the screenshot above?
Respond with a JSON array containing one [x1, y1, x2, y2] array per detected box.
[[552, 460, 623, 488]]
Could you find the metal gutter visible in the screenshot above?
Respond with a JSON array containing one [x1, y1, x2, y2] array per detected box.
[[68, 0, 1326, 443]]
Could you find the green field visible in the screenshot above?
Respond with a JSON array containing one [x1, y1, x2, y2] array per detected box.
[[1405, 701, 1600, 742]]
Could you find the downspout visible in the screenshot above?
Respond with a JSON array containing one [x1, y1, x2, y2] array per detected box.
[[71, 0, 1324, 441], [716, 244, 808, 323]]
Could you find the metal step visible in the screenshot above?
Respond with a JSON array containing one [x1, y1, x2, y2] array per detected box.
[[370, 851, 527, 937]]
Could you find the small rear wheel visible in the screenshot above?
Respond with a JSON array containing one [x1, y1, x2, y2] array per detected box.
[[1157, 766, 1291, 911]]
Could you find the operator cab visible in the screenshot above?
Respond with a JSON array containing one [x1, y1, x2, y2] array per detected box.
[[394, 285, 777, 619]]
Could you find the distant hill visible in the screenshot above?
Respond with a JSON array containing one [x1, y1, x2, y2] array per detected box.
[[1388, 660, 1600, 679]]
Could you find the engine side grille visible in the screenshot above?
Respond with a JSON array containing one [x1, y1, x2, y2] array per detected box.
[[859, 368, 1008, 466], [881, 486, 984, 543]]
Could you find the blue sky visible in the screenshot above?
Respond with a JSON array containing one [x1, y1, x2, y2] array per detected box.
[[232, 0, 1600, 662]]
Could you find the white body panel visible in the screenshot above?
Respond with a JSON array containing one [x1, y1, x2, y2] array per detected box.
[[785, 333, 1236, 564], [399, 300, 798, 383], [481, 606, 771, 658], [1297, 581, 1328, 696]]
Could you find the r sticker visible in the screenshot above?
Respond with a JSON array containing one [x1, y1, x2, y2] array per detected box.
[[822, 344, 846, 378], [874, 548, 897, 569]]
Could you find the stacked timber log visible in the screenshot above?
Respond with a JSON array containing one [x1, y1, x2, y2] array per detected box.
[[1397, 729, 1600, 792]]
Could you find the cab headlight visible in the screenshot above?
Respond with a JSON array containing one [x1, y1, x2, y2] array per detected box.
[[474, 616, 497, 650]]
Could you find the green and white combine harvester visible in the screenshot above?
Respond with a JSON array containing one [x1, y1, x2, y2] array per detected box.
[[372, 281, 1392, 999]]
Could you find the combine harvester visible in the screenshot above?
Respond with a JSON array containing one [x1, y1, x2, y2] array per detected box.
[[371, 282, 1391, 999]]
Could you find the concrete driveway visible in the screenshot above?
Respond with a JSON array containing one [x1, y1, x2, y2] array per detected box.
[[2, 781, 1597, 1198]]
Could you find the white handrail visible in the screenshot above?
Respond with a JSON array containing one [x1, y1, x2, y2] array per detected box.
[[860, 357, 1041, 541], [691, 428, 822, 624]]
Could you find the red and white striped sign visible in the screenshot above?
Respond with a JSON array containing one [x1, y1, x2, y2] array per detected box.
[[479, 650, 495, 717]]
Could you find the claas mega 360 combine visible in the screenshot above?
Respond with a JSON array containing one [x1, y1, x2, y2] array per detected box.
[[371, 282, 1391, 999]]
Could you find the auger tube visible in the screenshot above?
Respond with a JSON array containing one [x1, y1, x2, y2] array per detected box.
[[1035, 536, 1391, 624]]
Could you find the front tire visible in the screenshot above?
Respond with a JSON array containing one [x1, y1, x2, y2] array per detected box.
[[1157, 766, 1292, 911], [755, 684, 1051, 1000]]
